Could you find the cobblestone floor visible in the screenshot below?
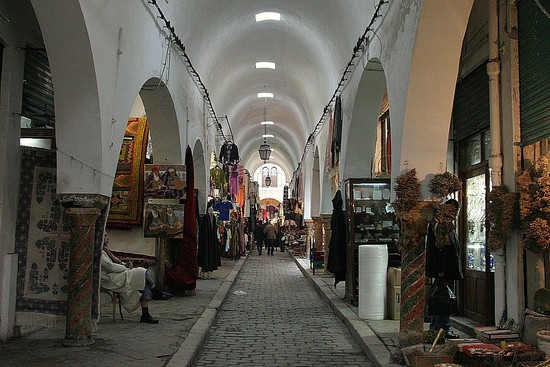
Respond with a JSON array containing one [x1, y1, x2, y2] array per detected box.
[[193, 251, 373, 367]]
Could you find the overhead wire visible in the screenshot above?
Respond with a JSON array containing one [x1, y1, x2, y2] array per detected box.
[[289, 0, 388, 188], [148, 0, 232, 144]]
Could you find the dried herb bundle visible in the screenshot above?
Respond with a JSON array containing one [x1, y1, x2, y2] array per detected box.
[[487, 185, 519, 250], [517, 156, 550, 253], [429, 172, 461, 198], [393, 169, 420, 215], [432, 204, 458, 248]]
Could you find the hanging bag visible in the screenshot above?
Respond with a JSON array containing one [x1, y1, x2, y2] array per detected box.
[[427, 277, 458, 316]]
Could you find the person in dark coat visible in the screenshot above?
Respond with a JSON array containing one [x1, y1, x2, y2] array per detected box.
[[327, 190, 347, 287], [254, 220, 265, 255], [426, 198, 463, 339]]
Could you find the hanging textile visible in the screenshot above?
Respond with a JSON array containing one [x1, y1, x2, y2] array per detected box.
[[327, 190, 347, 286], [332, 96, 343, 167], [218, 142, 240, 166], [165, 145, 198, 293], [108, 117, 149, 226], [210, 165, 227, 190], [229, 165, 239, 195], [198, 206, 220, 273]]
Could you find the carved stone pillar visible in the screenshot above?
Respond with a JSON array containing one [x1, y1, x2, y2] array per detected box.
[[321, 214, 332, 272], [60, 194, 109, 347]]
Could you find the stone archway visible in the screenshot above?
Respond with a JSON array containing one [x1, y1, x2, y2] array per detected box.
[[342, 58, 387, 181], [139, 78, 182, 164]]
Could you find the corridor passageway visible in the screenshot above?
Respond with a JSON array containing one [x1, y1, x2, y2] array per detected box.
[[194, 252, 373, 367]]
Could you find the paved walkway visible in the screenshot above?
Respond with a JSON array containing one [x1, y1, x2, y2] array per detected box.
[[193, 252, 373, 367], [1, 249, 476, 367]]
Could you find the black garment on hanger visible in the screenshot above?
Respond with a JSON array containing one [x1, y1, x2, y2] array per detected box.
[[198, 212, 220, 273], [327, 190, 347, 286], [219, 142, 240, 166]]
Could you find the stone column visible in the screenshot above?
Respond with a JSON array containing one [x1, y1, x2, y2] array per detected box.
[[321, 214, 332, 272], [60, 194, 109, 347]]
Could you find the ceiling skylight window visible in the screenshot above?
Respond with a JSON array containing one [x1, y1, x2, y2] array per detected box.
[[255, 62, 276, 70], [260, 121, 274, 125], [262, 134, 274, 138], [258, 92, 273, 99], [255, 12, 280, 22]]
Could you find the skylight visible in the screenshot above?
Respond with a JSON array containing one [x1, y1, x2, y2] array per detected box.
[[260, 121, 275, 125], [255, 12, 281, 22], [255, 62, 276, 70], [258, 92, 273, 98]]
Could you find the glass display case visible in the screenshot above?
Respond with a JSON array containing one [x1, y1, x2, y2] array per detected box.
[[343, 178, 400, 306]]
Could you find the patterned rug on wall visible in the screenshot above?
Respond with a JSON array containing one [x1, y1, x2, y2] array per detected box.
[[15, 148, 71, 314], [108, 117, 149, 226]]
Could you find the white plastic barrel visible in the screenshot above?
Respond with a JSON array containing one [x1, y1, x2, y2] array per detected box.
[[358, 244, 388, 320]]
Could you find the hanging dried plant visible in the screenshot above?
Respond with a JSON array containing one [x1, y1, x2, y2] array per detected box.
[[429, 171, 462, 198], [393, 169, 421, 215], [486, 185, 520, 250], [517, 156, 550, 253], [432, 203, 458, 248], [397, 201, 436, 252]]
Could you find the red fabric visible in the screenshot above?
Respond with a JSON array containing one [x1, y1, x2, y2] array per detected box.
[[165, 145, 198, 291]]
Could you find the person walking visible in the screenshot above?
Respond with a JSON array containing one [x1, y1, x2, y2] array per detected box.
[[426, 198, 463, 339], [263, 221, 278, 256], [254, 220, 265, 256]]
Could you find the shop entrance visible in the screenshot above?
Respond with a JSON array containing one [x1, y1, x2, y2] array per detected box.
[[461, 168, 494, 325]]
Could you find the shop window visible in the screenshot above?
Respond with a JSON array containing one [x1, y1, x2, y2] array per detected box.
[[465, 173, 493, 272], [460, 130, 490, 169]]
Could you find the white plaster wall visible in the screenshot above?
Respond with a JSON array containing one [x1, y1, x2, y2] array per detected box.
[[30, 0, 213, 197]]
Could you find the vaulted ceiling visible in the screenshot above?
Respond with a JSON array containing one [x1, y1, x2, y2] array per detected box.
[[171, 1, 375, 178]]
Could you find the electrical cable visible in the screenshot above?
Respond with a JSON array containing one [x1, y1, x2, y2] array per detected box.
[[148, 0, 231, 143], [289, 0, 388, 188]]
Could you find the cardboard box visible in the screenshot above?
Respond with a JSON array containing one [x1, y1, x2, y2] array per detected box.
[[387, 285, 401, 320], [474, 326, 499, 339], [387, 267, 401, 286], [411, 355, 453, 367]]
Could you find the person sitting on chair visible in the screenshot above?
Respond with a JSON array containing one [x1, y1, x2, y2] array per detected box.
[[100, 232, 159, 324]]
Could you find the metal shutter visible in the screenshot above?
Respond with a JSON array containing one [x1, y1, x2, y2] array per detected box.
[[453, 62, 490, 141], [518, 0, 550, 145], [21, 45, 55, 128]]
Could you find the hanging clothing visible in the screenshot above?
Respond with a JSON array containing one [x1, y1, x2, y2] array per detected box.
[[216, 200, 233, 221], [198, 211, 220, 273], [327, 190, 347, 286], [218, 142, 240, 166], [210, 166, 227, 190], [229, 165, 239, 195], [165, 145, 199, 292]]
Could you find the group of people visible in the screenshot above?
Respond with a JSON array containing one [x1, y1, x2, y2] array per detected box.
[[253, 220, 285, 256]]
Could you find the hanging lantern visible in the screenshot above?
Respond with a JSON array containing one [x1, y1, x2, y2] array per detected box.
[[265, 175, 272, 187], [258, 143, 272, 161]]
